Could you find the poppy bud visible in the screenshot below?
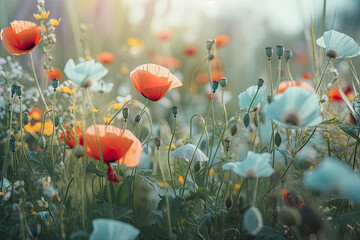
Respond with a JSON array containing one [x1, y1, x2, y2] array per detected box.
[[38, 136, 46, 150], [74, 145, 85, 158], [267, 96, 273, 103], [257, 79, 264, 88], [275, 132, 282, 147], [23, 112, 30, 125], [135, 114, 141, 123], [206, 39, 214, 51], [172, 106, 178, 117], [9, 138, 16, 151], [276, 44, 284, 58], [122, 107, 129, 121], [208, 53, 214, 61], [15, 85, 22, 96], [243, 113, 250, 127], [194, 161, 201, 172], [52, 78, 59, 89], [225, 196, 233, 209], [212, 80, 219, 92], [284, 49, 292, 61], [54, 116, 59, 127], [154, 137, 162, 149], [224, 137, 231, 151], [265, 46, 273, 59], [231, 125, 237, 136], [220, 77, 227, 88], [11, 84, 17, 97]]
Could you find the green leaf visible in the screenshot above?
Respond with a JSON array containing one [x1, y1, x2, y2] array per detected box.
[[321, 118, 340, 124], [339, 126, 360, 141]]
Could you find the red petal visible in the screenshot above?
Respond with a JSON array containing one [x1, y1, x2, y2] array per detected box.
[[106, 163, 120, 183]]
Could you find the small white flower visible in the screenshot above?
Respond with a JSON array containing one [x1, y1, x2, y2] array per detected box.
[[37, 197, 49, 208], [172, 144, 209, 162], [238, 85, 266, 109]]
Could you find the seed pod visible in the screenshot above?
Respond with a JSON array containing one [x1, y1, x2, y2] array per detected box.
[[11, 84, 17, 96], [284, 49, 292, 61], [122, 107, 129, 120], [38, 136, 46, 150], [257, 78, 264, 88], [208, 53, 214, 61], [52, 78, 59, 89], [15, 86, 22, 96], [74, 145, 85, 158], [220, 77, 227, 88], [206, 39, 214, 51], [231, 125, 237, 136], [224, 138, 231, 151], [276, 44, 284, 58], [54, 116, 59, 127], [212, 80, 219, 92], [243, 113, 250, 127], [135, 114, 141, 123], [265, 46, 273, 59], [23, 112, 30, 125], [9, 138, 16, 150], [154, 137, 162, 149], [225, 196, 233, 209]]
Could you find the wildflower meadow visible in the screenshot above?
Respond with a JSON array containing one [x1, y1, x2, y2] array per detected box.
[[1, 0, 360, 239]]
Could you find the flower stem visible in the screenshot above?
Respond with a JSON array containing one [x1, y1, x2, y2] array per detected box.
[[286, 60, 294, 86], [50, 90, 57, 176], [268, 58, 273, 97], [167, 117, 177, 195], [133, 99, 150, 137], [156, 148, 174, 239], [315, 57, 331, 93], [29, 52, 49, 111], [275, 58, 282, 93], [247, 87, 260, 114]]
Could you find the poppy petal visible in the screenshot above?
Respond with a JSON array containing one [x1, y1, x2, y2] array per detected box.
[[106, 163, 120, 183]]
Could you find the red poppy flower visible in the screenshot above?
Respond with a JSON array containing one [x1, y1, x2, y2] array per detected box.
[[130, 64, 182, 101], [97, 51, 116, 65], [1, 20, 42, 55], [215, 34, 229, 48], [84, 124, 142, 182], [60, 124, 83, 148], [327, 86, 353, 102], [183, 45, 198, 57], [278, 80, 314, 94], [282, 188, 305, 209], [48, 68, 63, 80], [301, 72, 312, 80]]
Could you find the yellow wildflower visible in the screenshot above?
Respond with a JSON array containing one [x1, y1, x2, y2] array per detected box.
[[103, 117, 114, 125], [30, 211, 37, 216], [308, 165, 314, 170], [85, 56, 92, 61], [93, 108, 99, 113], [43, 182, 50, 189], [209, 169, 215, 176], [49, 18, 61, 27], [0, 186, 7, 200], [70, 106, 77, 110], [41, 11, 50, 19], [33, 14, 41, 21], [178, 176, 184, 185], [59, 86, 74, 95], [234, 183, 241, 189], [166, 144, 176, 150], [127, 37, 144, 48], [76, 121, 82, 127], [158, 182, 165, 188], [43, 119, 54, 136], [120, 67, 129, 75]]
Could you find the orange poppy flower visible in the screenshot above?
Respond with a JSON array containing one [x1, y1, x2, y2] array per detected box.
[[130, 64, 183, 101], [0, 20, 42, 55], [48, 68, 63, 80], [97, 51, 116, 65], [282, 188, 306, 209], [151, 55, 181, 69], [278, 81, 315, 94], [215, 34, 229, 48], [84, 124, 142, 182], [156, 29, 173, 41], [196, 71, 225, 84], [301, 72, 312, 80], [183, 45, 198, 57], [60, 124, 83, 148], [327, 86, 352, 102]]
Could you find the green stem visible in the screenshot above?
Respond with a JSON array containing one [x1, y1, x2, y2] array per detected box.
[[315, 57, 330, 93], [29, 52, 49, 111], [156, 147, 173, 240], [134, 99, 150, 137], [167, 117, 177, 195], [276, 58, 282, 93], [268, 59, 273, 97], [247, 87, 260, 114], [252, 178, 259, 206], [286, 60, 294, 85], [215, 151, 228, 212], [50, 90, 57, 175]]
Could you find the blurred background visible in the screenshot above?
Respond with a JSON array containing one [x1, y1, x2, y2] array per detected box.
[[1, 0, 360, 116]]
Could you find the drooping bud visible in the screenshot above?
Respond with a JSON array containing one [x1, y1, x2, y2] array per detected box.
[[122, 108, 129, 121], [11, 84, 17, 97], [231, 125, 237, 136], [23, 112, 30, 125], [154, 137, 162, 149], [52, 78, 59, 89], [265, 46, 273, 59], [284, 49, 292, 61], [54, 116, 59, 127], [74, 145, 85, 158], [243, 113, 250, 127], [9, 138, 16, 151], [206, 39, 214, 51], [276, 44, 284, 58], [224, 137, 231, 151], [15, 85, 22, 97], [257, 78, 264, 88], [275, 132, 282, 147], [38, 135, 46, 150], [212, 80, 219, 92], [208, 53, 214, 61], [172, 106, 178, 117], [225, 196, 233, 209], [194, 161, 201, 172], [220, 77, 227, 88], [135, 114, 141, 123], [267, 96, 273, 103]]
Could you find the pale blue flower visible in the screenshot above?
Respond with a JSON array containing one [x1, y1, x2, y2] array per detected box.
[[172, 144, 209, 162], [90, 218, 140, 240], [267, 87, 323, 129], [243, 206, 263, 236], [316, 30, 360, 59], [222, 151, 274, 178], [90, 80, 114, 93], [303, 157, 360, 202], [64, 59, 108, 86], [238, 85, 266, 109]]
